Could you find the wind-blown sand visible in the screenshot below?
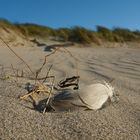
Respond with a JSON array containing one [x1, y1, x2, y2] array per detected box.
[[0, 44, 140, 139]]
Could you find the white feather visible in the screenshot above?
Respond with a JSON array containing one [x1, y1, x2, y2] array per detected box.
[[78, 82, 114, 110]]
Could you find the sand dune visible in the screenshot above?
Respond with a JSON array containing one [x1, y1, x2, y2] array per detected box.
[[0, 44, 140, 139]]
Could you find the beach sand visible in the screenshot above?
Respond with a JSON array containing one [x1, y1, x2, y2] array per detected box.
[[0, 44, 140, 139]]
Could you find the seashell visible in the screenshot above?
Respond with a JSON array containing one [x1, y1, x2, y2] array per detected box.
[[78, 82, 115, 110]]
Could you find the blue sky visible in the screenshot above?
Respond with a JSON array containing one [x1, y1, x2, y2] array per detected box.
[[0, 0, 140, 30]]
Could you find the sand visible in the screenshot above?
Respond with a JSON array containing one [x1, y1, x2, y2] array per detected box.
[[0, 44, 140, 139]]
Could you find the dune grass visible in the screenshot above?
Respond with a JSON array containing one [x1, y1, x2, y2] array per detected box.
[[0, 18, 140, 44]]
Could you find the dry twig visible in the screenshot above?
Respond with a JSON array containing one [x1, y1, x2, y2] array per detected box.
[[0, 37, 80, 113]]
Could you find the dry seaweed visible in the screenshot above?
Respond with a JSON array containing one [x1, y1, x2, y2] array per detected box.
[[58, 76, 80, 90]]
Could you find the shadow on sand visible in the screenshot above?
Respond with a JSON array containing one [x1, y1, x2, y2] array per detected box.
[[21, 89, 86, 113], [30, 38, 74, 52], [44, 42, 74, 52]]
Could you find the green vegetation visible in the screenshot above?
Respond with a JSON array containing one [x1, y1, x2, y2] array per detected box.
[[0, 18, 140, 44], [68, 26, 100, 44], [15, 23, 55, 38], [112, 27, 138, 41], [0, 18, 16, 30]]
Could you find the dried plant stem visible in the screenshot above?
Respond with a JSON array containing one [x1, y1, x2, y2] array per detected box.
[[0, 37, 34, 75], [43, 76, 55, 113], [0, 37, 80, 113], [20, 83, 50, 100], [0, 37, 53, 103], [43, 64, 53, 83], [11, 64, 19, 85], [20, 91, 35, 100], [61, 47, 79, 76], [35, 47, 60, 83]]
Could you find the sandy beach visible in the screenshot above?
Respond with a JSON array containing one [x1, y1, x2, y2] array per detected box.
[[0, 44, 140, 139]]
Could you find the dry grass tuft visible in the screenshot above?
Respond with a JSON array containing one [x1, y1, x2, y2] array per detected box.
[[0, 37, 79, 113]]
